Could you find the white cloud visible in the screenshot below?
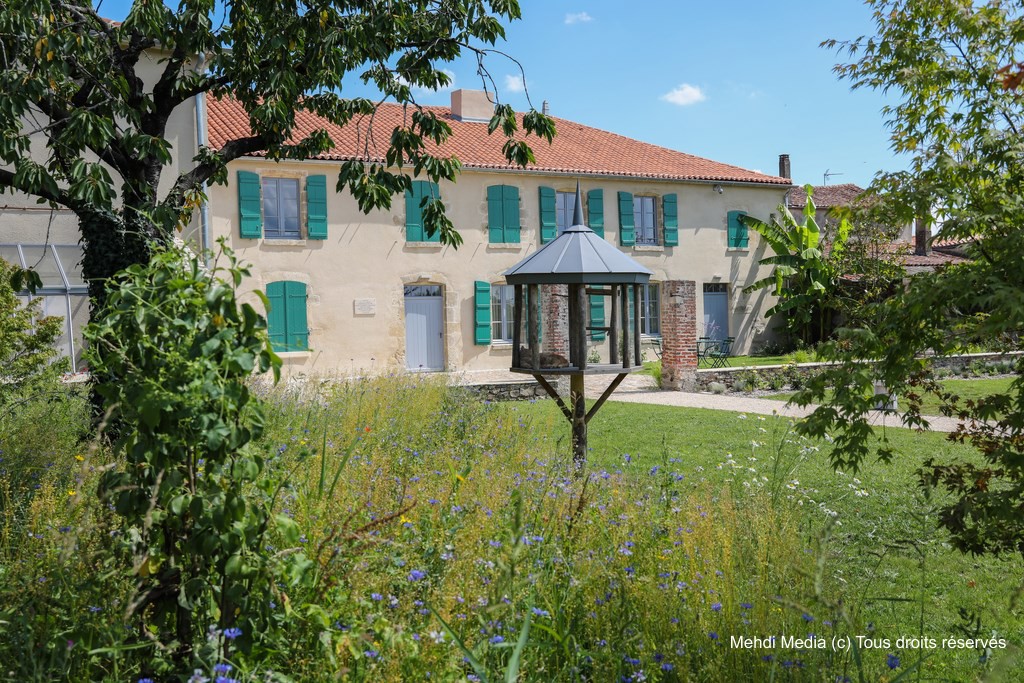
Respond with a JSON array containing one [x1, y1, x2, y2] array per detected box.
[[660, 83, 707, 107], [565, 12, 593, 25], [503, 74, 526, 94]]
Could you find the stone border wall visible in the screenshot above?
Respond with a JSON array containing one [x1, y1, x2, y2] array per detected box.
[[695, 352, 1022, 393], [460, 380, 551, 402]]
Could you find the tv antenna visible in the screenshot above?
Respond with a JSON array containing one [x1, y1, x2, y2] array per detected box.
[[823, 169, 844, 185]]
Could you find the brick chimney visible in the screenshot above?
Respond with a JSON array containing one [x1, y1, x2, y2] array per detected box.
[[915, 216, 931, 256], [778, 154, 791, 180], [450, 89, 494, 122]]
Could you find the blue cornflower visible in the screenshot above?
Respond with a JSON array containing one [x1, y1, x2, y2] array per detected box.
[[489, 635, 504, 644], [531, 607, 550, 618], [887, 654, 900, 670], [408, 569, 427, 582], [802, 613, 814, 622], [711, 602, 722, 612], [364, 649, 379, 659], [222, 627, 242, 640], [709, 631, 719, 640], [138, 679, 155, 683], [88, 606, 101, 613], [213, 663, 232, 674], [371, 592, 383, 601], [661, 663, 674, 672], [740, 602, 753, 609]]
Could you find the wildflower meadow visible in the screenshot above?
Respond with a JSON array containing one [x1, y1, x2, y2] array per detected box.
[[2, 371, 1022, 681]]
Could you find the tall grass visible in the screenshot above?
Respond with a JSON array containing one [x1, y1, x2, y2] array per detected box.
[[0, 376, 1017, 681]]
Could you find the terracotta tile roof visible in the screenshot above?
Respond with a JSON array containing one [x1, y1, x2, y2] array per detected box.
[[207, 97, 791, 185], [932, 235, 974, 249], [787, 183, 866, 209], [887, 242, 969, 268]]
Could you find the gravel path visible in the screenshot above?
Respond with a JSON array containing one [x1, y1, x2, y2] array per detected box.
[[453, 370, 963, 433], [581, 375, 963, 433]]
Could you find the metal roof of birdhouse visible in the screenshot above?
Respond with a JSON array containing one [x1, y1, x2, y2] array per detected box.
[[504, 184, 653, 285]]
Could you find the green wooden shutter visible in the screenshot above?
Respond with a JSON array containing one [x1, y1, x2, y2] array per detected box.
[[284, 281, 309, 351], [663, 194, 678, 246], [407, 181, 440, 242], [587, 189, 604, 238], [618, 191, 635, 246], [590, 294, 606, 342], [502, 185, 520, 243], [306, 175, 328, 239], [474, 281, 491, 345], [266, 281, 286, 350], [238, 170, 262, 238], [539, 186, 556, 244], [727, 210, 748, 248], [487, 185, 504, 243], [405, 182, 425, 242], [487, 185, 520, 243]]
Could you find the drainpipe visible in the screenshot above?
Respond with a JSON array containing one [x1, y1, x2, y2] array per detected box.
[[194, 52, 212, 266]]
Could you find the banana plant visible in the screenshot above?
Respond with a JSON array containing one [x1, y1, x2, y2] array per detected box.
[[742, 185, 852, 345]]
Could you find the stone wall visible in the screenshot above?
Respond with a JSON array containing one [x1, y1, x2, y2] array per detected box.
[[660, 280, 698, 390], [460, 380, 553, 402], [695, 352, 1022, 393]]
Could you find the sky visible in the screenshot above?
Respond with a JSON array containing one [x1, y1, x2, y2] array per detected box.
[[96, 0, 903, 189], [424, 0, 905, 189]]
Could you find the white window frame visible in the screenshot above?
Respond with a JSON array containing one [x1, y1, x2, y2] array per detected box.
[[490, 284, 516, 343], [262, 176, 302, 239], [639, 283, 660, 336], [633, 195, 657, 246], [555, 191, 576, 235]]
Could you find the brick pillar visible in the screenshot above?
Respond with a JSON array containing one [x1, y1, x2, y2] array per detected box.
[[541, 284, 569, 356], [660, 280, 697, 391]]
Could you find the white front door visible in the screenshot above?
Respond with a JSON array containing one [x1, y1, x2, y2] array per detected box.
[[703, 285, 729, 341], [404, 285, 444, 371]]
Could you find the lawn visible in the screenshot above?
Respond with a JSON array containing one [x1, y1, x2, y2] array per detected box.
[[2, 376, 1022, 682], [765, 376, 1015, 416], [513, 398, 1024, 677]]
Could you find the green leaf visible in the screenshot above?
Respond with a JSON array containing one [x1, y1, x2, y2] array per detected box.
[[276, 514, 301, 545]]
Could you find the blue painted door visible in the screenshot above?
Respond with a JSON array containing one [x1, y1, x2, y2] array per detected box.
[[404, 286, 444, 371], [703, 289, 729, 341]]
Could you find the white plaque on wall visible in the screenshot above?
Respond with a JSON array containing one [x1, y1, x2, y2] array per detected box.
[[353, 298, 376, 316]]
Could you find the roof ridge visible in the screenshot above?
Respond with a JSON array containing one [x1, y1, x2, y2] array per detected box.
[[207, 95, 792, 185]]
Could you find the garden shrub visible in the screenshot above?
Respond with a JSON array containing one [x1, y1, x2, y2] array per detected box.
[[82, 243, 300, 677]]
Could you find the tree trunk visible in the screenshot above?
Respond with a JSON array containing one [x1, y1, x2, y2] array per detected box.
[[79, 209, 167, 428], [79, 209, 166, 316]]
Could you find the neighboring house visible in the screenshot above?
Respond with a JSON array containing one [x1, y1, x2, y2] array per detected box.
[[786, 182, 913, 236], [206, 90, 791, 376], [786, 182, 967, 275], [0, 44, 203, 370]]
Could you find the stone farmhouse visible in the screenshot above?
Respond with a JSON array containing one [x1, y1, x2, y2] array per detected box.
[[205, 90, 790, 378]]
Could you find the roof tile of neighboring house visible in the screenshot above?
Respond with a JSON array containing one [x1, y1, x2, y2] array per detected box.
[[885, 242, 969, 267], [787, 183, 865, 209], [207, 97, 791, 185]]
